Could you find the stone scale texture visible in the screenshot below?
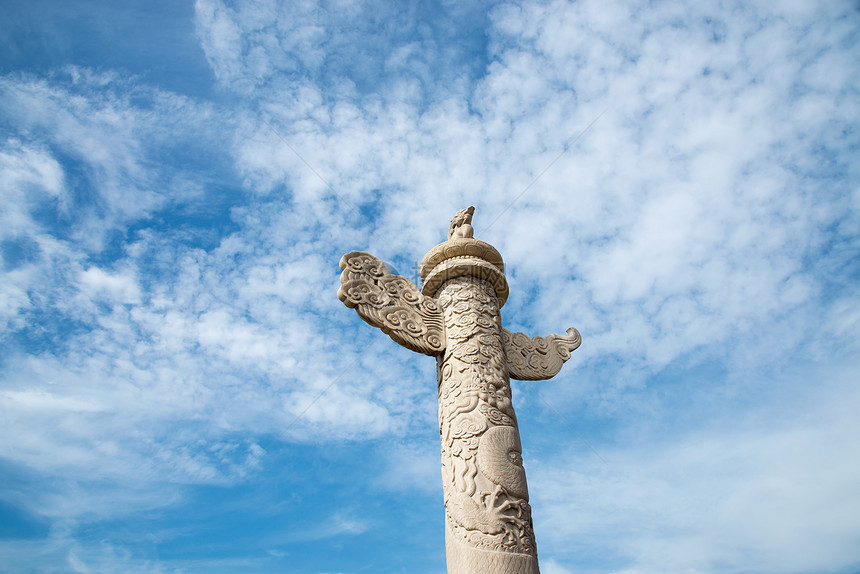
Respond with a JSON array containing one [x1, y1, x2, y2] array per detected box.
[[337, 207, 581, 574]]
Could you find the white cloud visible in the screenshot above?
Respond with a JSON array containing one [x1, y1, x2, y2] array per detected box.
[[0, 389, 104, 413], [0, 138, 68, 329], [0, 71, 225, 251], [0, 70, 426, 530], [17, 0, 843, 510], [531, 367, 860, 574], [1, 0, 858, 571], [78, 266, 141, 305]]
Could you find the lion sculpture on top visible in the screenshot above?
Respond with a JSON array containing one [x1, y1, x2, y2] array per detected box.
[[448, 205, 475, 240]]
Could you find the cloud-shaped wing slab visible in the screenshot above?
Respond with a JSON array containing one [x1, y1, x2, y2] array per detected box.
[[503, 327, 581, 381], [338, 251, 445, 356]]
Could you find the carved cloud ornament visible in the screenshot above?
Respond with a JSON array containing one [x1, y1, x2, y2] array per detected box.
[[502, 327, 582, 381], [337, 251, 445, 356]]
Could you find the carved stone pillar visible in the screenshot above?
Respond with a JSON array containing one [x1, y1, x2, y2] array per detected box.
[[337, 208, 580, 574]]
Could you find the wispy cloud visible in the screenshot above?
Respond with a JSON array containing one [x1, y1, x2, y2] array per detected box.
[[1, 0, 858, 572], [531, 365, 860, 573]]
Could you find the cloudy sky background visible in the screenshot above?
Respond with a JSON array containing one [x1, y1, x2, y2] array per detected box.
[[1, 0, 859, 572]]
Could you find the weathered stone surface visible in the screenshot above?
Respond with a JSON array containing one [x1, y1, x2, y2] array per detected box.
[[338, 208, 581, 574]]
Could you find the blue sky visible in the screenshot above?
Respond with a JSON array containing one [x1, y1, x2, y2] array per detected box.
[[1, 0, 859, 572]]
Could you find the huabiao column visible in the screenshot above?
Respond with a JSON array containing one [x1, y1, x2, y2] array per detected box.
[[338, 207, 581, 574]]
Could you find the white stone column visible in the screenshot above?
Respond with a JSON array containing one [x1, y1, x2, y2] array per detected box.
[[337, 208, 580, 574], [422, 240, 539, 574]]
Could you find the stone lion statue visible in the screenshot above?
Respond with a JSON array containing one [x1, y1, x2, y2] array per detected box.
[[448, 206, 475, 240]]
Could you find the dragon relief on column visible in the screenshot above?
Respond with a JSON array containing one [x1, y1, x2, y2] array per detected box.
[[436, 277, 537, 554]]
